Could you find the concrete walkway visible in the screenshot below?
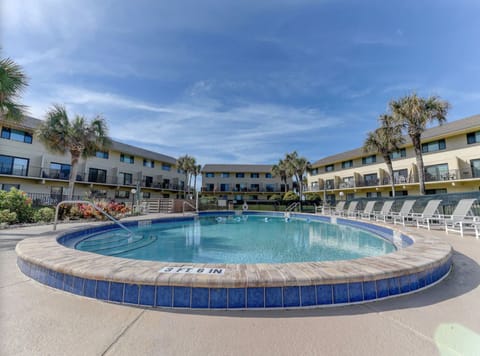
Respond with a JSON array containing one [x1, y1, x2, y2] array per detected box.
[[1, 218, 479, 356]]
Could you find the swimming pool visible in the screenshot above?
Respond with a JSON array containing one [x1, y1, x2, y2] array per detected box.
[[73, 215, 396, 264], [16, 211, 452, 310]]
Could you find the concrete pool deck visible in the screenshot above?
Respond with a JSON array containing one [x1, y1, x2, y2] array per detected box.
[[1, 214, 480, 355]]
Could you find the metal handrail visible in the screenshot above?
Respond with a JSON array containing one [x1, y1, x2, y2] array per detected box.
[[286, 202, 300, 212], [183, 200, 197, 215], [53, 200, 133, 235]]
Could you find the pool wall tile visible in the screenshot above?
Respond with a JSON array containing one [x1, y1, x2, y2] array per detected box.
[[173, 287, 191, 308], [363, 281, 376, 300], [409, 274, 419, 291], [388, 278, 400, 296], [191, 288, 209, 308], [139, 285, 155, 306], [247, 287, 265, 308], [109, 282, 124, 302], [124, 284, 139, 305], [399, 276, 410, 293], [64, 274, 74, 293], [96, 280, 110, 300], [333, 283, 348, 304], [72, 277, 85, 295], [348, 282, 363, 303], [376, 279, 389, 298], [228, 288, 246, 309], [265, 287, 283, 308], [283, 286, 300, 307], [156, 286, 173, 307], [54, 272, 64, 290], [84, 279, 96, 298], [300, 286, 316, 306], [316, 285, 333, 305], [210, 288, 227, 309]]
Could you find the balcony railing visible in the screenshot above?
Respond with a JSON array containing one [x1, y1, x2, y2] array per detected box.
[[201, 187, 285, 193]]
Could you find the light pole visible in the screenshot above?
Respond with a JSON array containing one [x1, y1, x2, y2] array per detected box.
[[130, 188, 137, 213], [339, 191, 345, 201]]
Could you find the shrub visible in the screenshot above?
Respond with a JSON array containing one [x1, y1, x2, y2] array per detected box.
[[283, 191, 299, 201], [0, 209, 17, 224], [305, 192, 323, 201], [34, 207, 55, 223], [75, 200, 131, 220], [268, 194, 282, 201], [0, 188, 34, 224]]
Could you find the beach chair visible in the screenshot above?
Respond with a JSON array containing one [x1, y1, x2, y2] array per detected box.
[[358, 201, 376, 220], [331, 201, 346, 215], [415, 200, 443, 230], [343, 201, 359, 217], [391, 200, 417, 226], [374, 201, 394, 222], [474, 220, 480, 239], [444, 199, 478, 237]]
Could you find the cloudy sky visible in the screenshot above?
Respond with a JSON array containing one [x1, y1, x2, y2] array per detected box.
[[2, 0, 479, 165]]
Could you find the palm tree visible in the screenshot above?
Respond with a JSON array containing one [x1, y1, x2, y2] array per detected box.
[[177, 155, 196, 196], [193, 164, 201, 196], [0, 57, 29, 121], [363, 114, 404, 197], [390, 93, 449, 195], [284, 151, 311, 210], [271, 159, 289, 193], [37, 104, 111, 200]]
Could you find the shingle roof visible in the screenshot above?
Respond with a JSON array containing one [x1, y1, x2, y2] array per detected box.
[[1, 116, 177, 164], [312, 114, 480, 167], [202, 164, 274, 173]]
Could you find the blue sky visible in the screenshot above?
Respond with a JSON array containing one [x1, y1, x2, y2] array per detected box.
[[2, 0, 480, 165]]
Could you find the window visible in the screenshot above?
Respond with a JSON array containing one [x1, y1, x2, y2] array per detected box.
[[95, 151, 109, 159], [143, 159, 155, 168], [266, 184, 275, 192], [88, 168, 107, 183], [390, 148, 406, 160], [325, 179, 334, 189], [471, 159, 480, 178], [120, 172, 133, 185], [426, 189, 447, 195], [91, 189, 107, 199], [1, 127, 32, 144], [0, 155, 29, 176], [120, 153, 134, 164], [362, 155, 376, 165], [221, 172, 230, 178], [393, 169, 408, 183], [422, 139, 446, 153], [366, 192, 382, 198], [1, 183, 20, 191], [424, 164, 448, 182], [204, 183, 215, 191], [341, 160, 353, 169], [363, 173, 378, 186], [236, 172, 245, 178], [142, 192, 151, 199], [251, 173, 259, 178], [205, 172, 215, 178], [265, 173, 272, 178], [390, 190, 408, 197], [325, 164, 334, 172], [340, 176, 354, 188], [161, 163, 171, 171], [144, 176, 153, 187], [115, 190, 130, 199], [220, 183, 230, 192], [50, 162, 71, 180], [467, 131, 480, 144], [310, 168, 318, 175], [250, 184, 259, 191]]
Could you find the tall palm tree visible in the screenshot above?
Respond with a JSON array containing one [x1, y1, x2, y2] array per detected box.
[[177, 154, 196, 196], [0, 57, 29, 121], [390, 93, 449, 195], [271, 158, 289, 193], [363, 114, 404, 197], [193, 164, 201, 196], [37, 104, 111, 200], [285, 151, 311, 209]]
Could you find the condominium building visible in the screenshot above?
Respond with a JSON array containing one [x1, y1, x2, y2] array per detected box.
[[307, 114, 480, 202], [0, 117, 185, 202], [201, 164, 293, 201]]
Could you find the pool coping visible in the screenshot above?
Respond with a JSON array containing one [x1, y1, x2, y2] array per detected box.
[[15, 211, 453, 309]]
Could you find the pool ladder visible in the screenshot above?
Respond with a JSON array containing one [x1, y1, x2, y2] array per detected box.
[[53, 200, 134, 235]]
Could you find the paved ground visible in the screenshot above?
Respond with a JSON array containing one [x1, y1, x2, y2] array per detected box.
[[1, 217, 479, 356]]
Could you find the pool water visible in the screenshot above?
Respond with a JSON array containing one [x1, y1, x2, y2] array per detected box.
[[75, 215, 395, 264]]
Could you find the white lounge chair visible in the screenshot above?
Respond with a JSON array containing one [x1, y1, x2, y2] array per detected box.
[[444, 199, 478, 237], [374, 201, 394, 222], [358, 201, 376, 220], [415, 200, 443, 230], [331, 201, 346, 215], [343, 201, 359, 217], [474, 220, 480, 239], [391, 200, 417, 226]]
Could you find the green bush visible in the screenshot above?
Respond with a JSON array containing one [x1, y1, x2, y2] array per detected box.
[[305, 192, 323, 201], [34, 207, 55, 223], [0, 209, 17, 224], [0, 188, 34, 224], [283, 191, 299, 201], [268, 194, 282, 201]]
